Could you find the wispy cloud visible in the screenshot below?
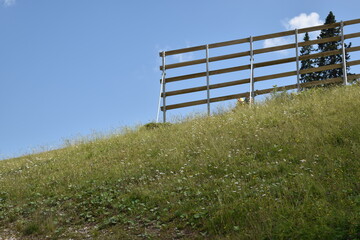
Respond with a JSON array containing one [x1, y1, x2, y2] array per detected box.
[[153, 43, 195, 73], [264, 37, 291, 48], [171, 52, 194, 63], [2, 0, 16, 7], [171, 42, 195, 63], [263, 37, 292, 55]]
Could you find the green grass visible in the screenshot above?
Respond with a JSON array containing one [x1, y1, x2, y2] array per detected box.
[[1, 85, 360, 239]]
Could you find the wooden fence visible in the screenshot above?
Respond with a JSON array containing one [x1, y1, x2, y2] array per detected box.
[[158, 18, 360, 122]]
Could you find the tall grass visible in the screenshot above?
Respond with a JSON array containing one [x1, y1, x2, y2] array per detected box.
[[1, 85, 360, 239]]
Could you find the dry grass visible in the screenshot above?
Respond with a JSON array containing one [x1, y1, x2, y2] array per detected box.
[[1, 84, 360, 239]]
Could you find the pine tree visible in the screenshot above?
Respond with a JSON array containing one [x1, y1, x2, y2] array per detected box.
[[300, 32, 317, 86], [317, 11, 351, 82]]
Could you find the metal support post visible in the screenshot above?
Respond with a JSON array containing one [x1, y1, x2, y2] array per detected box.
[[156, 51, 167, 123], [295, 29, 300, 92], [249, 36, 255, 105], [205, 44, 210, 116], [161, 51, 167, 122], [340, 21, 348, 85]]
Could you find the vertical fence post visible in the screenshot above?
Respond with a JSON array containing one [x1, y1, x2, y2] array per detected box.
[[161, 51, 167, 123], [295, 29, 301, 92], [340, 21, 348, 85], [249, 36, 255, 105], [205, 44, 210, 116], [156, 51, 166, 123]]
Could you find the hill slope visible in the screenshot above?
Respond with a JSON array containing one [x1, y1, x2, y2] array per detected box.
[[1, 85, 360, 239]]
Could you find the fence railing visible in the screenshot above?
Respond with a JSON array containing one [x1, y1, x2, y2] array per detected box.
[[158, 18, 360, 122]]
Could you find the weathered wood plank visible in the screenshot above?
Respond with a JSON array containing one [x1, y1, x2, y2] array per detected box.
[[299, 36, 341, 47], [163, 45, 206, 56], [344, 32, 360, 40], [164, 64, 250, 82], [298, 22, 340, 34], [255, 71, 297, 82], [161, 19, 359, 57], [162, 92, 249, 110], [164, 50, 360, 83], [161, 59, 206, 70], [348, 59, 360, 67], [347, 46, 360, 53], [344, 18, 360, 26], [160, 51, 250, 70], [162, 74, 360, 111], [253, 30, 295, 41], [300, 49, 342, 60], [161, 35, 358, 71], [165, 72, 207, 82], [254, 84, 298, 95], [161, 44, 359, 71], [254, 57, 296, 68], [163, 78, 250, 97], [254, 43, 296, 54], [300, 63, 342, 74], [209, 38, 249, 48]]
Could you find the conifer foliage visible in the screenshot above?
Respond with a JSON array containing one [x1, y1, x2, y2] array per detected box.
[[317, 11, 351, 80], [300, 32, 317, 84], [299, 11, 352, 86]]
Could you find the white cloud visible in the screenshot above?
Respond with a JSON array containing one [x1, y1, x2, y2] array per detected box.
[[283, 12, 324, 39], [284, 12, 323, 30], [3, 0, 16, 7], [262, 12, 324, 53]]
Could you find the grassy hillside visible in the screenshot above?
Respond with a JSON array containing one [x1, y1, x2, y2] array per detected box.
[[1, 85, 360, 239]]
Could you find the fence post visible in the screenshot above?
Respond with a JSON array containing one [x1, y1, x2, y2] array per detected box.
[[249, 36, 255, 104], [340, 21, 348, 85], [161, 51, 167, 123], [295, 29, 301, 92], [206, 44, 211, 116]]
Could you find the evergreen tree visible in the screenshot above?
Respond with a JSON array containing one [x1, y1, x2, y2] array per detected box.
[[317, 11, 351, 82], [300, 32, 317, 86]]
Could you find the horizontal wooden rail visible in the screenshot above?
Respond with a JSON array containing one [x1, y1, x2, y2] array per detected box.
[[161, 18, 360, 56], [345, 32, 360, 40], [257, 74, 360, 95], [163, 44, 360, 83], [159, 18, 360, 119], [162, 92, 250, 110], [255, 70, 296, 82], [348, 59, 360, 67], [160, 32, 360, 70], [161, 74, 360, 111], [300, 49, 340, 61], [162, 47, 360, 97], [163, 79, 250, 97], [253, 30, 295, 42], [344, 18, 360, 26], [161, 51, 250, 70], [208, 38, 249, 49], [160, 37, 341, 71], [165, 65, 247, 82], [348, 46, 360, 53]]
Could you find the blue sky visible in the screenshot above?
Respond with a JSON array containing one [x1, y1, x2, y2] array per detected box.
[[1, 0, 359, 159]]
